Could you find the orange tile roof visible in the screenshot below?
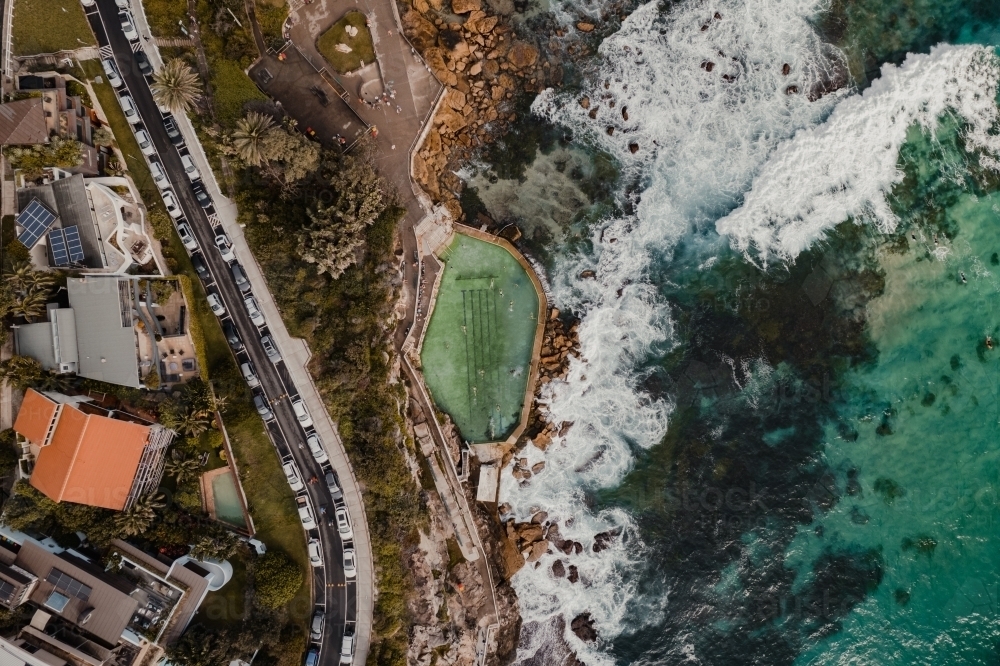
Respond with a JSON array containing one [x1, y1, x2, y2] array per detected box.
[[13, 389, 58, 446], [15, 390, 151, 511]]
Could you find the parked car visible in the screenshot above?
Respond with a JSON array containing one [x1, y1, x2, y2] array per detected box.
[[325, 471, 343, 501], [230, 263, 251, 293], [342, 548, 356, 579], [134, 128, 155, 156], [339, 632, 355, 665], [283, 462, 304, 493], [192, 182, 212, 208], [115, 0, 128, 7], [191, 252, 209, 279], [310, 611, 325, 642], [307, 434, 328, 464], [206, 292, 225, 317], [298, 498, 317, 530], [161, 191, 182, 218], [149, 160, 169, 190], [120, 95, 140, 124], [307, 539, 322, 567], [244, 295, 265, 327], [215, 233, 235, 262], [163, 116, 183, 144], [240, 361, 260, 388], [180, 153, 201, 182], [253, 393, 275, 421], [292, 398, 313, 428], [81, 0, 96, 8], [305, 649, 319, 666], [222, 320, 243, 352], [176, 223, 198, 251], [335, 507, 353, 541], [120, 13, 138, 41], [135, 50, 153, 76], [261, 334, 282, 363], [102, 59, 122, 88]]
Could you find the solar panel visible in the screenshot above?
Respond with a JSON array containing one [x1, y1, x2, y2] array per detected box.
[[48, 228, 69, 266], [0, 579, 16, 604], [63, 225, 85, 262], [16, 199, 57, 249], [46, 568, 92, 601]]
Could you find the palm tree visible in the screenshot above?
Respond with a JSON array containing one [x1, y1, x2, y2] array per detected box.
[[232, 112, 275, 166], [165, 455, 201, 485], [151, 59, 202, 115], [115, 493, 165, 536], [12, 288, 49, 322], [6, 261, 56, 295], [176, 410, 212, 438]]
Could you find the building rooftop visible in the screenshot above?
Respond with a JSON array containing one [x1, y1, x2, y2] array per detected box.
[[17, 176, 103, 270], [67, 278, 140, 388], [14, 390, 153, 511], [0, 99, 47, 146], [14, 542, 137, 647]]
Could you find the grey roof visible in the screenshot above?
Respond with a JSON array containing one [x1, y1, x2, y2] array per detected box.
[[14, 542, 137, 647], [66, 278, 140, 388], [17, 176, 102, 269], [14, 324, 56, 371], [0, 98, 47, 145]]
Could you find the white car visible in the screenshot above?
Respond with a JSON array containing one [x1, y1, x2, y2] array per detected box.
[[102, 59, 122, 87], [180, 153, 201, 182], [335, 507, 353, 541], [81, 0, 96, 7], [120, 12, 139, 41], [283, 462, 304, 493], [339, 633, 355, 665], [120, 95, 140, 124], [240, 361, 260, 388], [342, 548, 356, 579], [135, 129, 155, 156], [306, 434, 328, 464], [298, 501, 317, 530], [149, 160, 169, 190], [291, 398, 313, 428], [215, 233, 235, 262], [162, 191, 182, 218], [310, 611, 325, 642], [307, 539, 322, 567], [177, 223, 198, 251], [115, 0, 128, 8], [244, 295, 264, 327], [261, 334, 281, 363], [206, 292, 225, 316]]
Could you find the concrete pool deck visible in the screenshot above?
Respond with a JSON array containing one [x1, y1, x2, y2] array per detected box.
[[408, 212, 547, 446]]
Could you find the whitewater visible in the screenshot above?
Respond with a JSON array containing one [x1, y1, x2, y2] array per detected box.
[[499, 0, 1000, 661]]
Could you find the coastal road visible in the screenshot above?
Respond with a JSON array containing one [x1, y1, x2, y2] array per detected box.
[[86, 2, 357, 663]]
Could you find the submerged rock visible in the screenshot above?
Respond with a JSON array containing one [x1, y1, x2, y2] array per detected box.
[[571, 613, 597, 642], [552, 559, 565, 577]]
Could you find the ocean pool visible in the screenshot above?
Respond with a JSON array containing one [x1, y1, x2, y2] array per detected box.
[[420, 233, 541, 443]]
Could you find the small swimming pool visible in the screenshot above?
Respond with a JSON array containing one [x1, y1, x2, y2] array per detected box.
[[211, 470, 247, 529], [420, 233, 542, 442]]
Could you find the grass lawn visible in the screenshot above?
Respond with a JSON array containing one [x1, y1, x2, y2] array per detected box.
[[139, 0, 188, 38], [211, 60, 268, 128], [12, 0, 95, 55], [80, 57, 310, 633], [316, 11, 375, 74]]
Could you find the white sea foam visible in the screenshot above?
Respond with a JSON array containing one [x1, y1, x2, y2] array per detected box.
[[717, 45, 1000, 263], [504, 0, 850, 662]]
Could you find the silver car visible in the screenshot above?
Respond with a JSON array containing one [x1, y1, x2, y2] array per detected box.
[[342, 548, 356, 579], [240, 361, 260, 388], [253, 394, 274, 422], [261, 334, 281, 362], [310, 611, 325, 642], [244, 295, 265, 327]]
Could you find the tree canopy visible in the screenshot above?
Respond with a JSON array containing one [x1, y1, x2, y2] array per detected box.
[[252, 551, 303, 609]]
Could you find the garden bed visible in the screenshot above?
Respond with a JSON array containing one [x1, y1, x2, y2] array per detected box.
[[316, 11, 375, 74]]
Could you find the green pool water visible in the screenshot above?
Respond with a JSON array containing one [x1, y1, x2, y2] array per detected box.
[[420, 233, 541, 443], [211, 470, 247, 529]]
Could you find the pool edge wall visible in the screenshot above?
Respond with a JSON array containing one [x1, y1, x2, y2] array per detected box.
[[417, 226, 548, 447]]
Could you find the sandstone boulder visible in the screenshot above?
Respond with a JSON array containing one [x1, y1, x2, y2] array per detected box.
[[506, 41, 539, 70], [576, 22, 595, 32], [530, 510, 548, 524], [579, 96, 590, 109], [402, 9, 439, 51], [517, 523, 545, 544], [451, 0, 481, 12], [526, 540, 548, 562]]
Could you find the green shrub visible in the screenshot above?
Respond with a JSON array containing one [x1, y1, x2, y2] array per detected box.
[[211, 61, 267, 128], [252, 551, 303, 609]]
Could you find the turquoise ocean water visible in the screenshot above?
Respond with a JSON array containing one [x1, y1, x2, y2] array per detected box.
[[481, 0, 1000, 663]]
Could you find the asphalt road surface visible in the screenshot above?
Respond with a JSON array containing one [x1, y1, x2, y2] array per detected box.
[[85, 2, 357, 663]]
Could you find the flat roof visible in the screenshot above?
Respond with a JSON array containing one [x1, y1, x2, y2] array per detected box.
[[66, 278, 140, 388], [17, 176, 102, 269]]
